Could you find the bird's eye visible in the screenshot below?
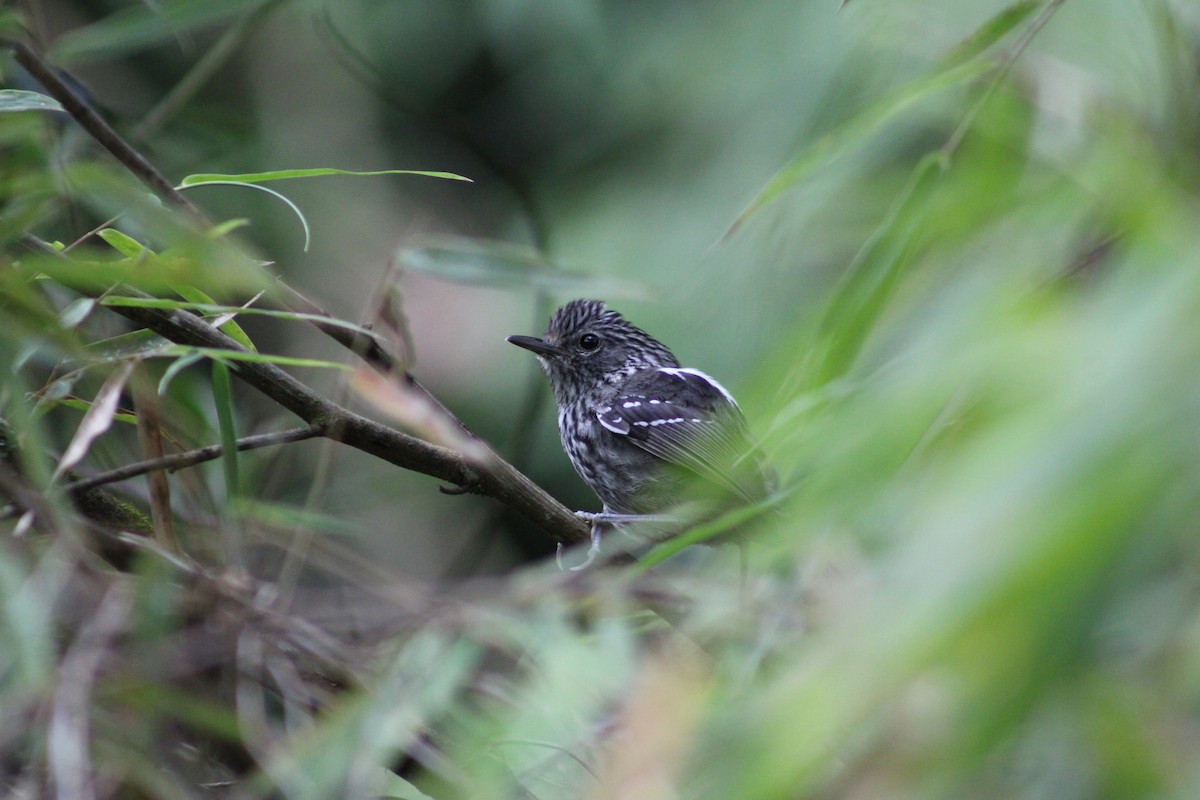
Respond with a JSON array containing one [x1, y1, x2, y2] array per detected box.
[[579, 333, 601, 351]]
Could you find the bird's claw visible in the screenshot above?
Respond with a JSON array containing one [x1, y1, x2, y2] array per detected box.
[[556, 520, 604, 571]]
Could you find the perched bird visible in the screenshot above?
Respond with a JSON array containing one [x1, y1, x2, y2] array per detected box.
[[508, 299, 768, 564]]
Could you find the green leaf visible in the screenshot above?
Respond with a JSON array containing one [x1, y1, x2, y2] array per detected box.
[[98, 296, 379, 339], [97, 228, 152, 259], [207, 218, 251, 239], [400, 237, 651, 299], [82, 329, 174, 364], [157, 351, 206, 395], [941, 0, 1041, 70], [159, 345, 351, 371], [59, 298, 98, 329], [178, 167, 472, 186], [211, 361, 239, 499], [50, 0, 273, 64], [52, 397, 139, 426], [233, 499, 363, 537], [0, 90, 65, 114], [810, 151, 946, 387], [169, 285, 257, 351], [726, 59, 991, 237], [176, 180, 313, 251]]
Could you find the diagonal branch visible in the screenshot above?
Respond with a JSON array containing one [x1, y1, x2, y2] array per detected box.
[[11, 39, 588, 546], [106, 302, 588, 544]]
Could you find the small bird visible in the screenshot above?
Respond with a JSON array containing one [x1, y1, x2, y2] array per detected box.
[[508, 299, 768, 565]]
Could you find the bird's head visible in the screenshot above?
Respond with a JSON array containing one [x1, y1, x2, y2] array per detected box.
[[507, 299, 680, 405]]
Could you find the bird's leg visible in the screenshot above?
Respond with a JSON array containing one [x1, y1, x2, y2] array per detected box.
[[574, 511, 678, 525], [556, 510, 680, 571]]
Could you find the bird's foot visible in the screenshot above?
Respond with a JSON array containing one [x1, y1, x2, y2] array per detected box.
[[556, 519, 604, 571]]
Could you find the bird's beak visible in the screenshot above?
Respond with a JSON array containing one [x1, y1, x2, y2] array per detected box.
[[506, 335, 565, 358]]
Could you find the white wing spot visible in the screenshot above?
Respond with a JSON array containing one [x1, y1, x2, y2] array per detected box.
[[634, 421, 650, 427], [649, 399, 661, 404], [622, 400, 641, 408], [657, 367, 740, 408]]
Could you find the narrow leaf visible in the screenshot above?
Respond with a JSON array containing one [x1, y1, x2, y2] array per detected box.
[[0, 90, 65, 114], [176, 180, 312, 251], [158, 352, 206, 395], [179, 167, 472, 186], [59, 298, 97, 329], [50, 0, 271, 64], [97, 228, 150, 258], [170, 285, 257, 351], [53, 361, 136, 480], [98, 296, 377, 339], [159, 345, 351, 371], [211, 361, 239, 498], [726, 59, 992, 237], [81, 329, 174, 365], [400, 237, 650, 298], [941, 0, 1041, 70]]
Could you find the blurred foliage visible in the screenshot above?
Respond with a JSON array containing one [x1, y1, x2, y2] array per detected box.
[[4, 0, 1200, 798]]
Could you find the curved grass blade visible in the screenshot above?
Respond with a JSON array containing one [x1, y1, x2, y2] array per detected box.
[[177, 180, 312, 251]]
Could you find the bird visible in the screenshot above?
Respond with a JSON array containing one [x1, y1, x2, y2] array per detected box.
[[507, 299, 769, 566]]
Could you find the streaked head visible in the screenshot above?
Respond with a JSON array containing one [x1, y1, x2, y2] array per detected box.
[[507, 299, 680, 403]]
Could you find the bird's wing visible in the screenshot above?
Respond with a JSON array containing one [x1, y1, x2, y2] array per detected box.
[[595, 367, 763, 501]]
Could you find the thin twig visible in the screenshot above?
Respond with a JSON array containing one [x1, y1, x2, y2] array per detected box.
[[64, 424, 328, 495]]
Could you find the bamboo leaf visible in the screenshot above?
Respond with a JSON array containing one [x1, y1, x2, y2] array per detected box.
[[159, 345, 351, 371], [50, 0, 272, 64], [98, 296, 379, 339], [211, 361, 239, 499], [400, 237, 650, 298], [176, 180, 313, 251], [97, 228, 150, 258], [157, 351, 206, 395], [726, 60, 990, 237], [178, 167, 472, 185], [53, 361, 136, 480], [169, 285, 257, 351], [0, 90, 65, 114]]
